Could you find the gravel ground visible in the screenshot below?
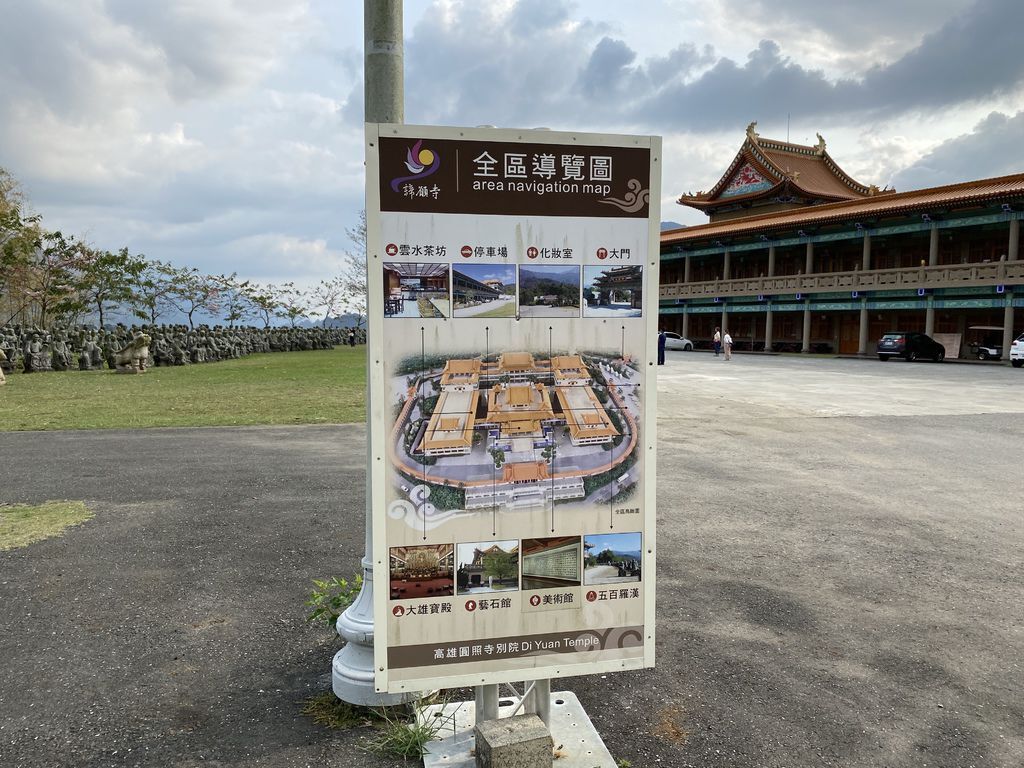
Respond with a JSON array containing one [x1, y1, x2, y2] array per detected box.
[[1, 355, 1022, 767]]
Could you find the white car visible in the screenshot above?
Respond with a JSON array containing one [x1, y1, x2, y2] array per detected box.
[[660, 331, 693, 351], [1011, 332, 1024, 368]]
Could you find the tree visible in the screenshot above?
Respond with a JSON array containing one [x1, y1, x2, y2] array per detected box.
[[167, 267, 220, 330], [213, 273, 253, 328], [276, 282, 309, 327], [482, 551, 517, 582], [75, 246, 147, 329], [247, 283, 281, 329], [340, 211, 367, 327], [132, 259, 177, 325], [1, 169, 43, 324], [310, 277, 344, 327], [21, 230, 90, 327]]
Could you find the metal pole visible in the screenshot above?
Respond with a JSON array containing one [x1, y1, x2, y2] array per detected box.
[[475, 684, 499, 724], [333, 0, 410, 707], [530, 678, 551, 727]]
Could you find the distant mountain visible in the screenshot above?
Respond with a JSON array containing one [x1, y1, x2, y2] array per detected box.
[[660, 221, 684, 231], [297, 313, 365, 329], [611, 550, 642, 560]]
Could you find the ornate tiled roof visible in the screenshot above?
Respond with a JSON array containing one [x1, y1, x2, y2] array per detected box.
[[662, 172, 1024, 245], [678, 122, 886, 212]]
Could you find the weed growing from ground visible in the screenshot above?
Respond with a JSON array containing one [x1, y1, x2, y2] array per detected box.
[[305, 574, 363, 632]]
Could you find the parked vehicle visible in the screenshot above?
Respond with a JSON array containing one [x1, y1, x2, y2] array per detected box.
[[877, 331, 946, 362], [967, 325, 1004, 360], [1011, 333, 1024, 368], [660, 331, 693, 351]]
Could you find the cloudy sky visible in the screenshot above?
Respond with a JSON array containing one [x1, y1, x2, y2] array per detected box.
[[2, 0, 1023, 300]]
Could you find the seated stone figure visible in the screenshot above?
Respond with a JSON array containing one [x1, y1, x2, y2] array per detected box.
[[22, 333, 53, 373], [0, 348, 6, 385], [51, 331, 73, 371], [113, 333, 152, 374]]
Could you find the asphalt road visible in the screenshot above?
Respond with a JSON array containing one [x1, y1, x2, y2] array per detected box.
[[2, 354, 1022, 767]]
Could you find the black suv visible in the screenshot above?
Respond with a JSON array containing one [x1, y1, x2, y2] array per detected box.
[[877, 331, 946, 362]]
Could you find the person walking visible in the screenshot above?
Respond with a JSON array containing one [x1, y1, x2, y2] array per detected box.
[[723, 329, 733, 360], [713, 327, 721, 357], [657, 330, 666, 365]]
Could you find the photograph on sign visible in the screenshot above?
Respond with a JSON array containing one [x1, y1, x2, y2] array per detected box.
[[452, 265, 517, 318], [383, 262, 450, 318], [366, 124, 660, 692], [583, 265, 643, 318], [517, 265, 581, 317]]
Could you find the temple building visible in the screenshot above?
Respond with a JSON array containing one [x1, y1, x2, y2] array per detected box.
[[660, 124, 1024, 357]]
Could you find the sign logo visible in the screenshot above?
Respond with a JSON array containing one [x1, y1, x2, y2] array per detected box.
[[527, 246, 539, 259], [465, 600, 477, 612], [529, 595, 541, 606], [392, 605, 405, 617], [389, 140, 440, 192], [596, 248, 608, 260], [461, 245, 473, 258], [586, 591, 598, 603], [385, 243, 399, 257]]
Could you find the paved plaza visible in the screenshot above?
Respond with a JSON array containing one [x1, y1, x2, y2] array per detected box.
[[1, 353, 1022, 767]]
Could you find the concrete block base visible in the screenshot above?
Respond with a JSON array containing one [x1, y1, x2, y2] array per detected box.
[[421, 691, 616, 768], [474, 713, 551, 767]]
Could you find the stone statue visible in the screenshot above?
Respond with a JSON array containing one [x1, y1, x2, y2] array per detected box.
[[113, 333, 152, 374], [22, 332, 53, 373], [0, 348, 6, 385]]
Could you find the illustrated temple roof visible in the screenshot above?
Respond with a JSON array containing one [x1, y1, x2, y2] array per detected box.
[[678, 122, 893, 222]]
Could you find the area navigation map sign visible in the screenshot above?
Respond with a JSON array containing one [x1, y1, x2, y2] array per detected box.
[[366, 123, 661, 693]]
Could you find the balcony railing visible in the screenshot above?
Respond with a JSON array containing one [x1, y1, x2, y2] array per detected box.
[[660, 260, 1024, 300]]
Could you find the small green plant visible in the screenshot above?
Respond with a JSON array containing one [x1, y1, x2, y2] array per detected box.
[[365, 699, 449, 759], [301, 691, 375, 730], [616, 759, 633, 768], [305, 574, 363, 631]]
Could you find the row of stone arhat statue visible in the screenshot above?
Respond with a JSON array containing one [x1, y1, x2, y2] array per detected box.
[[0, 324, 366, 381]]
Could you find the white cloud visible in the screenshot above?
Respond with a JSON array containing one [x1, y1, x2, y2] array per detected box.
[[1, 0, 1022, 291]]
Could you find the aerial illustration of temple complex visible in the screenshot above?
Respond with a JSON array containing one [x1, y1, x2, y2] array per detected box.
[[389, 351, 639, 514]]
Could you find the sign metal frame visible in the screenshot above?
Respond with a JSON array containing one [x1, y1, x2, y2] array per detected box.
[[365, 123, 661, 693]]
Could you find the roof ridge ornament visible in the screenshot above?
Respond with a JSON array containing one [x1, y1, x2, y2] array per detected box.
[[815, 132, 826, 155], [746, 121, 759, 142]]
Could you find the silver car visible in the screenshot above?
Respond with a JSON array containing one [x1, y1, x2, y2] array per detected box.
[[661, 331, 693, 351]]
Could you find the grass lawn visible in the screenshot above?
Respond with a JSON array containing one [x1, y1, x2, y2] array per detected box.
[[0, 501, 94, 550], [0, 347, 368, 431]]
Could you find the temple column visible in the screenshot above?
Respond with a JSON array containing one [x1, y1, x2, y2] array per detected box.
[[764, 303, 774, 352], [722, 250, 731, 281], [681, 311, 689, 339], [1002, 292, 1015, 361], [1009, 219, 1020, 261], [767, 245, 776, 277], [858, 300, 869, 355], [925, 296, 936, 337], [683, 254, 692, 283], [805, 241, 814, 275], [862, 232, 871, 271], [721, 306, 728, 337], [929, 224, 939, 266], [801, 300, 812, 353]]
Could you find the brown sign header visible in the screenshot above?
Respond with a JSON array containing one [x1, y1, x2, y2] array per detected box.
[[378, 136, 651, 218]]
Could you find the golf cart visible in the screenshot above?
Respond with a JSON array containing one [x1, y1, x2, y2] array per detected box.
[[967, 326, 1003, 360]]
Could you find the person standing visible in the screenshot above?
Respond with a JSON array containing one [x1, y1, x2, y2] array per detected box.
[[713, 327, 721, 357], [657, 330, 666, 365], [723, 329, 733, 360], [348, 330, 356, 347]]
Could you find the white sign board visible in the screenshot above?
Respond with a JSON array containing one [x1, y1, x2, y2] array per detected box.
[[366, 123, 661, 693]]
